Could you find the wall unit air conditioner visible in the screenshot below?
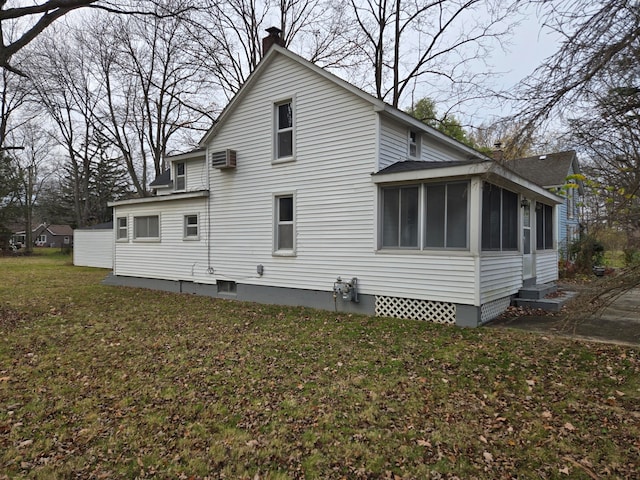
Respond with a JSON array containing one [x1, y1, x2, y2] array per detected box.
[[210, 149, 237, 169]]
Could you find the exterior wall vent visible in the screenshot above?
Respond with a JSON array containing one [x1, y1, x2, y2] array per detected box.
[[210, 149, 237, 169]]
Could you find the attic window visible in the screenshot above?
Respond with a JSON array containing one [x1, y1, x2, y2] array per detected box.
[[175, 162, 186, 190], [408, 130, 420, 158]]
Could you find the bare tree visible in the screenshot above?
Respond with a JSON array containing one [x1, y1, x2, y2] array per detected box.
[[514, 0, 640, 134], [6, 120, 54, 252], [346, 0, 519, 108], [81, 5, 216, 195], [26, 25, 108, 227], [0, 0, 196, 75], [190, 0, 363, 99]]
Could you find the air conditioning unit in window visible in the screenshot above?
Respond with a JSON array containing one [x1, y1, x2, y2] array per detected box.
[[210, 149, 237, 169]]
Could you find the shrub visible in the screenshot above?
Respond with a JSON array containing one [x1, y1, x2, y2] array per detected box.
[[569, 236, 605, 273]]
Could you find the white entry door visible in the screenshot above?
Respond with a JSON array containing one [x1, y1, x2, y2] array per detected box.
[[523, 201, 533, 280]]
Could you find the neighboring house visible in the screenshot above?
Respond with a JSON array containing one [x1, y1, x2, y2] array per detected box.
[[107, 30, 563, 327], [506, 151, 584, 259], [74, 222, 113, 269], [13, 223, 74, 248]]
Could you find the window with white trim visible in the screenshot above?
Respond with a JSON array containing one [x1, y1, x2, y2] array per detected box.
[[536, 203, 554, 250], [408, 130, 420, 158], [380, 181, 469, 250], [275, 194, 295, 253], [117, 217, 128, 240], [134, 215, 160, 240], [175, 162, 185, 191], [481, 183, 518, 251], [382, 186, 419, 248], [275, 100, 294, 160], [424, 182, 468, 249], [36, 234, 47, 244], [184, 214, 199, 239], [567, 187, 575, 220]]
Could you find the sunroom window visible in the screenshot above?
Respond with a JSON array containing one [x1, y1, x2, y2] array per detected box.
[[382, 186, 420, 248], [425, 182, 468, 249], [481, 183, 518, 251], [536, 203, 554, 250], [380, 182, 469, 250]]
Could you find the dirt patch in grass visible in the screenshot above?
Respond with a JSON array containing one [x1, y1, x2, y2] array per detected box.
[[1, 256, 639, 479]]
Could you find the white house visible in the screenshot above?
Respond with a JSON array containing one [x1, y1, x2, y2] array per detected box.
[[106, 29, 562, 327]]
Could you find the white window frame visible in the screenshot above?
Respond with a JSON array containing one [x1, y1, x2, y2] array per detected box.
[[273, 192, 296, 256], [273, 97, 296, 163], [117, 216, 128, 241], [481, 183, 519, 252], [36, 234, 47, 243], [378, 181, 470, 251], [408, 130, 420, 158], [175, 161, 186, 191], [133, 215, 160, 242], [567, 187, 575, 220], [183, 214, 199, 240]]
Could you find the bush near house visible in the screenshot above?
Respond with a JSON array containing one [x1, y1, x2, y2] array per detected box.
[[0, 255, 638, 478]]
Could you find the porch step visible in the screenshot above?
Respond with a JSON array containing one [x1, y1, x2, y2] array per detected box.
[[513, 288, 577, 312], [518, 283, 557, 300]]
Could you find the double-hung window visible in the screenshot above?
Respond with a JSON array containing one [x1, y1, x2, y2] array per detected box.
[[117, 217, 128, 240], [275, 100, 294, 160], [175, 162, 186, 191], [536, 203, 554, 250], [275, 194, 295, 253], [184, 214, 199, 239], [134, 215, 160, 240], [481, 183, 518, 251]]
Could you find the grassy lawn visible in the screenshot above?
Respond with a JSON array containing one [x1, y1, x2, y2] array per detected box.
[[1, 254, 638, 479]]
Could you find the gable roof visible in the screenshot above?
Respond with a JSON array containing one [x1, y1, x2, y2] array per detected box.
[[198, 45, 489, 162], [46, 224, 74, 236], [506, 150, 582, 191], [149, 169, 171, 187]]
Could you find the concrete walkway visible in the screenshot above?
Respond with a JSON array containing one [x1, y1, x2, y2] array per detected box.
[[488, 286, 640, 347]]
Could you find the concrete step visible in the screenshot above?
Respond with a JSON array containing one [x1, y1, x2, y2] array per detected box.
[[518, 283, 557, 300], [513, 290, 577, 312]]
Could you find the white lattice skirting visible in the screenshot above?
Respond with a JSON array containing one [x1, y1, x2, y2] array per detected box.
[[480, 297, 511, 323], [375, 296, 456, 325]]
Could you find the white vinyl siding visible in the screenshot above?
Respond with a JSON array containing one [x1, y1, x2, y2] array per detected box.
[[73, 229, 113, 269], [480, 255, 523, 303], [536, 251, 558, 284], [113, 199, 208, 281], [203, 54, 479, 305], [378, 118, 467, 170]]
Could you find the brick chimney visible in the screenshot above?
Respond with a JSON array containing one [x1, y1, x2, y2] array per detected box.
[[491, 141, 504, 162], [262, 27, 285, 56]]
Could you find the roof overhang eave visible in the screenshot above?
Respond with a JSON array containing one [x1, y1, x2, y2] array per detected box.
[[108, 190, 209, 207], [372, 161, 563, 204]]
